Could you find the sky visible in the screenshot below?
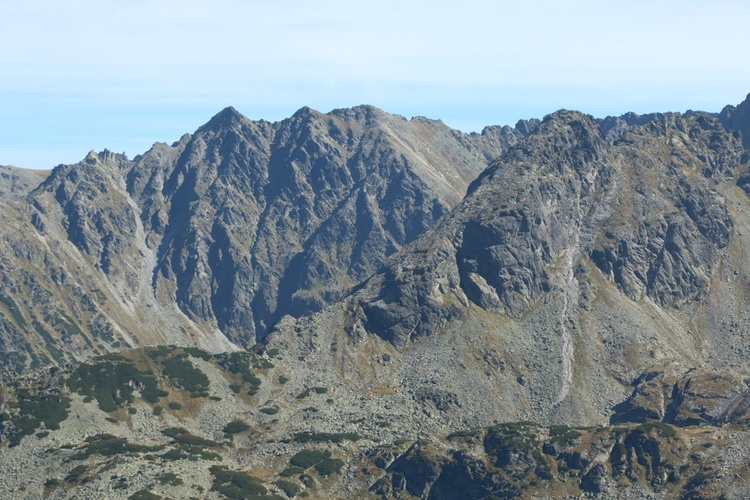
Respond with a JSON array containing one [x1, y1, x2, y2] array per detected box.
[[1, 0, 749, 170]]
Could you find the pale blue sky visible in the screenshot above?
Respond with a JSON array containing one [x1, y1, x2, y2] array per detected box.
[[2, 0, 749, 169]]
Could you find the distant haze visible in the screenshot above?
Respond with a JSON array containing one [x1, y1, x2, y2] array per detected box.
[[2, 0, 749, 169]]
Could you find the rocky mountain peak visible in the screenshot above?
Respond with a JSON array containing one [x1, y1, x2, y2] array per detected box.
[[201, 105, 250, 131], [0, 104, 525, 375], [720, 92, 750, 148]]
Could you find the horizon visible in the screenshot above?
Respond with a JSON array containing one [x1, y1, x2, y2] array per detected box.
[[2, 0, 750, 169], [4, 99, 748, 171]]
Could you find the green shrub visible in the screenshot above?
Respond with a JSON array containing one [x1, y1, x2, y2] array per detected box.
[[168, 402, 183, 410], [260, 407, 279, 415], [183, 347, 213, 361], [44, 478, 61, 489], [16, 389, 71, 431], [162, 356, 209, 394], [636, 422, 677, 438], [3, 389, 73, 447], [70, 434, 162, 460], [258, 359, 275, 369], [299, 474, 314, 487], [0, 295, 26, 327], [447, 428, 482, 440], [549, 425, 584, 445], [65, 465, 89, 483], [128, 490, 161, 500], [274, 479, 301, 497], [315, 458, 344, 477], [296, 389, 311, 399], [161, 427, 221, 447], [67, 360, 164, 411], [147, 345, 174, 360], [290, 449, 331, 468], [209, 465, 267, 498], [223, 420, 251, 435], [279, 466, 305, 477], [160, 447, 222, 462]]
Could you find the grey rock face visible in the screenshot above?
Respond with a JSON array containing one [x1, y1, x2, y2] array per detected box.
[[356, 110, 746, 346], [612, 367, 750, 426], [130, 105, 522, 345], [256, 106, 750, 431], [0, 105, 523, 373], [0, 166, 50, 199], [720, 92, 750, 148]]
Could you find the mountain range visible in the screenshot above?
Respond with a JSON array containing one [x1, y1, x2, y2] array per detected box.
[[1, 95, 750, 498]]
